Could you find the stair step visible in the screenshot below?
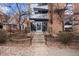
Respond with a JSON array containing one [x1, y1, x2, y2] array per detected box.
[[32, 32, 45, 44]]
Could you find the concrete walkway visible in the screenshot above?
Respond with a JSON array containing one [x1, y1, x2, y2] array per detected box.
[[0, 32, 79, 56], [30, 32, 79, 56]]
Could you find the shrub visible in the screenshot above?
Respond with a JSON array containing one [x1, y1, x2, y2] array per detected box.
[[57, 32, 78, 45], [0, 30, 8, 44]]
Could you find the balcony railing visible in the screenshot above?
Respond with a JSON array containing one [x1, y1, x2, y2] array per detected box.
[[38, 3, 48, 6], [30, 4, 48, 10], [30, 14, 48, 19]]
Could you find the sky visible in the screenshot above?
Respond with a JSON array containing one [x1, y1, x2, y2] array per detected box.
[[0, 3, 73, 16], [0, 3, 29, 15]]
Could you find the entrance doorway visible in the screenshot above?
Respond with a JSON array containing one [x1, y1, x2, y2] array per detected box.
[[31, 21, 47, 32], [36, 22, 42, 32]]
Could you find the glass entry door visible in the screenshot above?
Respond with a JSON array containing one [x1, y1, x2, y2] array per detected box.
[[36, 22, 42, 32], [31, 21, 48, 32]]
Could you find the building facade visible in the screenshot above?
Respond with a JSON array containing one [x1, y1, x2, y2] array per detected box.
[[48, 3, 79, 35], [29, 3, 79, 34], [29, 3, 48, 32], [1, 3, 79, 34]]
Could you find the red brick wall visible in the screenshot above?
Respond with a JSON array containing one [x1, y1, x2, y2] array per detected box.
[[73, 4, 79, 32], [48, 3, 79, 34], [48, 3, 65, 35]]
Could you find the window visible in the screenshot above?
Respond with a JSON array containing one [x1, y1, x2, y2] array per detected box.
[[0, 23, 3, 29], [38, 3, 48, 6], [64, 15, 73, 32], [65, 20, 73, 25], [34, 11, 39, 14], [64, 15, 73, 25], [64, 27, 72, 32], [63, 3, 73, 32]]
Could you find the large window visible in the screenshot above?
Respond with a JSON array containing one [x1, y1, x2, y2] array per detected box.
[[64, 16, 73, 32]]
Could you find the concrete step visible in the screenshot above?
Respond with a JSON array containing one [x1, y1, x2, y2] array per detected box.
[[32, 40, 45, 43], [32, 32, 45, 44]]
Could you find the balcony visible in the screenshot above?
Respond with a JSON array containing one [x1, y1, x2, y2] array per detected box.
[[30, 14, 48, 19], [34, 8, 48, 14], [64, 10, 73, 15], [30, 4, 48, 10], [38, 3, 48, 6]]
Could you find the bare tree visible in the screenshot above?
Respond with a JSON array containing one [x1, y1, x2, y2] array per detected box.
[[54, 3, 66, 31], [5, 3, 29, 31], [16, 3, 29, 31]]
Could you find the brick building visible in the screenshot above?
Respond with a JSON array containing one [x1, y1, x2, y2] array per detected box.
[[73, 3, 79, 32], [29, 3, 79, 35], [48, 3, 79, 35], [29, 3, 48, 32], [0, 12, 30, 32], [1, 3, 79, 34]]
